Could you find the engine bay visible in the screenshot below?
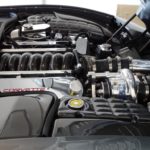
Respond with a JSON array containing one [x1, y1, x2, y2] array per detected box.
[[0, 5, 150, 139]]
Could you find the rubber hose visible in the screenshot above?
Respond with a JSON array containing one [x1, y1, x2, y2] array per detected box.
[[0, 13, 17, 42]]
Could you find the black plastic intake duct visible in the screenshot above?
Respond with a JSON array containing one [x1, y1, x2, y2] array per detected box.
[[0, 52, 75, 71], [63, 52, 75, 70], [40, 52, 52, 70], [28, 53, 42, 70], [9, 54, 21, 71], [18, 53, 31, 71], [51, 53, 63, 70], [0, 53, 10, 71]]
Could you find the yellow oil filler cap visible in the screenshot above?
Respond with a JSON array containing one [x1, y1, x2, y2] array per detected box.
[[68, 98, 84, 109]]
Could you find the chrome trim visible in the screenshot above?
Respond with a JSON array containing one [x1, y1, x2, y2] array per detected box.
[[121, 69, 137, 102], [0, 70, 72, 77], [0, 48, 67, 53], [107, 57, 112, 71], [132, 59, 150, 71], [116, 56, 121, 70]]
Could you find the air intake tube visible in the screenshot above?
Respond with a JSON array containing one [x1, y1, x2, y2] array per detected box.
[[95, 56, 150, 72]]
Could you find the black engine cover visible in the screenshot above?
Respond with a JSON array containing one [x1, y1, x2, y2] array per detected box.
[[53, 118, 150, 137], [0, 94, 55, 138]]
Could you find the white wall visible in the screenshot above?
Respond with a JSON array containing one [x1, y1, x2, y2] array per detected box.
[[0, 0, 140, 15]]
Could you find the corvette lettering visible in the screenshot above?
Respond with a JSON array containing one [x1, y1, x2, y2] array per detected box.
[[1, 88, 46, 93]]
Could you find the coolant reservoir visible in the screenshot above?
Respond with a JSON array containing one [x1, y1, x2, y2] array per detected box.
[[68, 98, 85, 110]]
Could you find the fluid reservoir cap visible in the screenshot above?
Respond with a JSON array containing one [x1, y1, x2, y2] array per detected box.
[[69, 80, 83, 96], [68, 98, 84, 109]]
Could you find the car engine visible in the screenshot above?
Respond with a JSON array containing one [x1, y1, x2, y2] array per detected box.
[[0, 5, 150, 139]]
